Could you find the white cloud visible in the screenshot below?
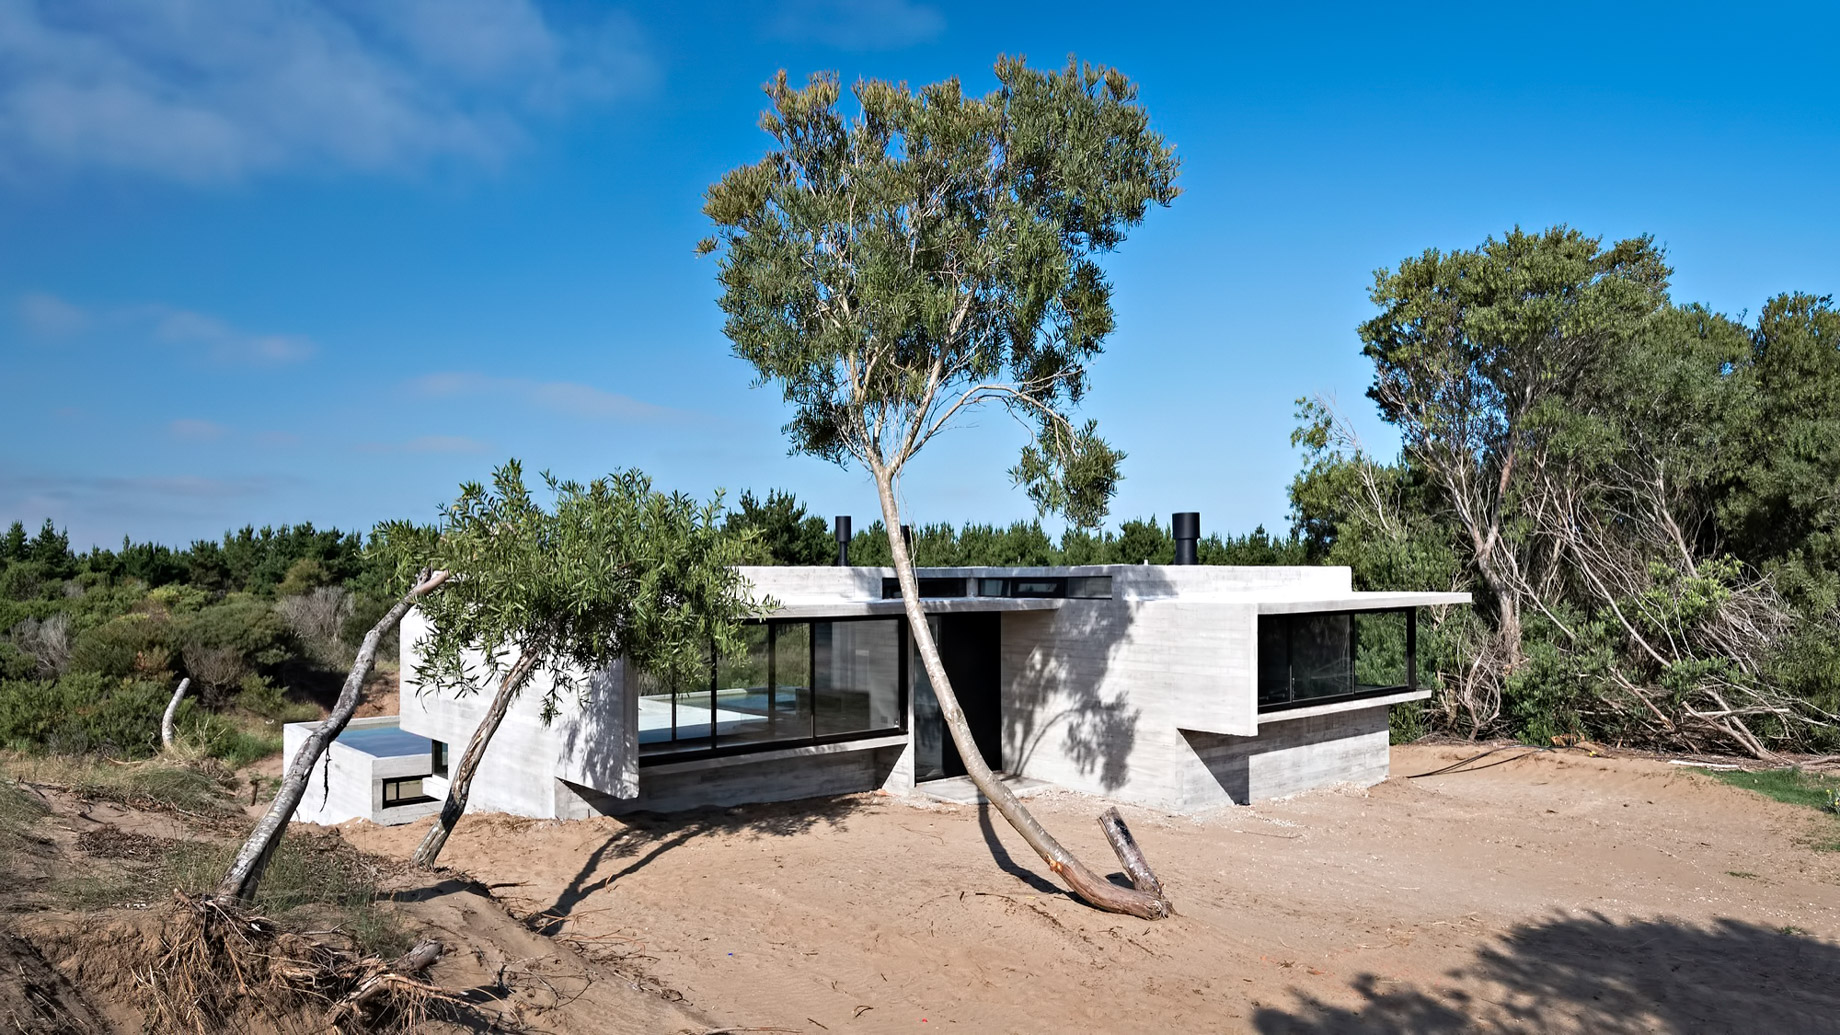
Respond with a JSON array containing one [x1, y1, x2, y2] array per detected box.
[[17, 290, 88, 335], [767, 0, 945, 51], [14, 291, 317, 364], [143, 304, 318, 364], [0, 0, 654, 184], [412, 371, 676, 422], [168, 418, 227, 441]]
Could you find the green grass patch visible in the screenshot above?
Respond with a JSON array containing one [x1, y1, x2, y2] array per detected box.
[[1709, 767, 1840, 852], [1708, 767, 1840, 811]]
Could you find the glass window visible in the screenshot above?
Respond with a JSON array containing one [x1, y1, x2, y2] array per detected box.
[[814, 620, 902, 737], [1065, 576, 1114, 599], [382, 777, 433, 807], [1290, 613, 1352, 702], [1258, 617, 1291, 708], [1257, 610, 1415, 711], [1353, 611, 1409, 690], [720, 624, 817, 748], [638, 618, 903, 759], [635, 665, 716, 758]]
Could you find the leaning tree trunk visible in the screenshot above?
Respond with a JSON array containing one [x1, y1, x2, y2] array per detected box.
[[161, 677, 190, 751], [216, 570, 450, 905], [869, 465, 1170, 919], [410, 653, 540, 868]]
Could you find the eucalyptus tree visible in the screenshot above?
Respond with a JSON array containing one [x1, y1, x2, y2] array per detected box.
[[700, 56, 1179, 917], [1359, 228, 1670, 687], [408, 461, 760, 867]]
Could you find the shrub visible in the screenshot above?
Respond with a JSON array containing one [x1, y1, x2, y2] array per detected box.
[[8, 612, 70, 675], [235, 674, 317, 724], [274, 557, 331, 597], [178, 709, 282, 768], [275, 586, 354, 667], [181, 596, 293, 701], [68, 613, 176, 680], [0, 673, 168, 756], [0, 561, 46, 602]]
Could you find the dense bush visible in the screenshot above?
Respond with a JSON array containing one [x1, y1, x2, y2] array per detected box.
[[0, 673, 170, 756]]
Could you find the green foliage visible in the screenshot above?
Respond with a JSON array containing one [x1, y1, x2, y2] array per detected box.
[[178, 710, 283, 768], [0, 673, 169, 756], [702, 55, 1178, 528], [179, 595, 294, 694], [1296, 225, 1840, 755], [68, 612, 174, 680], [725, 489, 834, 565], [829, 514, 1307, 568], [408, 461, 765, 718]]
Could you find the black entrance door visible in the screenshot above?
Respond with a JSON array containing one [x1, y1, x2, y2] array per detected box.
[[914, 612, 1002, 779]]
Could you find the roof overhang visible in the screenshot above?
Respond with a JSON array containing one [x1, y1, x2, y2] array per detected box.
[[761, 597, 1067, 620], [1255, 591, 1472, 614]]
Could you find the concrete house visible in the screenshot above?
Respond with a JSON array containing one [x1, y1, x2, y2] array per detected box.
[[284, 515, 1468, 826]]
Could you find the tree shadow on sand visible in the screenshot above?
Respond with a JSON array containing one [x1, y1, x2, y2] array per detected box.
[[1255, 912, 1840, 1034], [517, 794, 875, 934]]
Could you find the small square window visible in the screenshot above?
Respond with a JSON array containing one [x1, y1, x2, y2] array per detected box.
[[382, 777, 434, 808]]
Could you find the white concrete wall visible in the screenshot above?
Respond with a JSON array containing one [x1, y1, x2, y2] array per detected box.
[[280, 716, 441, 826], [283, 721, 373, 824], [398, 608, 638, 820], [999, 597, 1262, 810]]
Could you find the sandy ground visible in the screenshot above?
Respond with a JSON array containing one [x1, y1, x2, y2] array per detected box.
[[342, 745, 1840, 1033]]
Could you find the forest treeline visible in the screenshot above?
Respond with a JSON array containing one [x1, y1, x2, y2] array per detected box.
[[4, 226, 1834, 760]]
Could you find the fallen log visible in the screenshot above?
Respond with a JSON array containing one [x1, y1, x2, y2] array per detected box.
[[1098, 807, 1173, 914]]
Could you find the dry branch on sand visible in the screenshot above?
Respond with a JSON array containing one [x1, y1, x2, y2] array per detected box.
[[139, 892, 469, 1035]]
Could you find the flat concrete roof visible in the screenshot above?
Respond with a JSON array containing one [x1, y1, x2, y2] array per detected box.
[[1255, 591, 1472, 614], [763, 597, 1067, 619]]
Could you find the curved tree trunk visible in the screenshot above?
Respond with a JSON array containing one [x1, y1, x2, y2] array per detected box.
[[161, 677, 190, 751], [869, 463, 1170, 919], [411, 652, 540, 868], [216, 571, 449, 905]]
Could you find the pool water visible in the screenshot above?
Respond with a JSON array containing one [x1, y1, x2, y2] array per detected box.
[[336, 724, 433, 758]]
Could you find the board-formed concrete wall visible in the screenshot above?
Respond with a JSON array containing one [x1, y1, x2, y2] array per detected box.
[[282, 716, 443, 826], [999, 597, 1263, 809], [991, 560, 1393, 811], [557, 743, 908, 816], [1177, 705, 1390, 808]]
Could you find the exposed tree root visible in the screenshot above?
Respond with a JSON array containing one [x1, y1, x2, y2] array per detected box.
[[138, 892, 481, 1035]]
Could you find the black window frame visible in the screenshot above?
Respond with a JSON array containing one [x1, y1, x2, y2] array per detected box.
[[1257, 607, 1418, 713], [881, 577, 972, 598], [382, 776, 436, 808], [637, 614, 910, 766]]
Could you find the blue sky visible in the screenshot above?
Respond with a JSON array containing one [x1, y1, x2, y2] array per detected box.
[[2, 0, 1836, 550]]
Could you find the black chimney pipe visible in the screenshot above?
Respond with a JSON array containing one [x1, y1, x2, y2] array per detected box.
[[834, 515, 852, 566], [1172, 512, 1200, 565], [901, 524, 914, 557]]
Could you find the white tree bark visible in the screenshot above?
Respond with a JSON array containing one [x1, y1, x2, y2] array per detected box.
[[161, 677, 190, 751], [215, 571, 449, 905]]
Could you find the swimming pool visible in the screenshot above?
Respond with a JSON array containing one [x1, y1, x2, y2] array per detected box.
[[336, 723, 433, 758]]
